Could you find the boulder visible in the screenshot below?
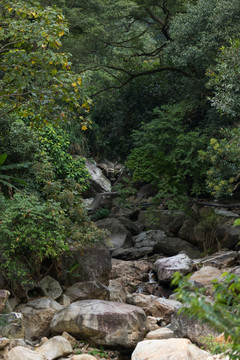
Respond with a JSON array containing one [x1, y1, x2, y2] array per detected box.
[[189, 266, 223, 288], [146, 316, 160, 332], [96, 218, 133, 250], [89, 192, 118, 212], [171, 312, 219, 346], [35, 336, 72, 359], [134, 231, 166, 249], [6, 346, 43, 360], [118, 217, 141, 235], [111, 247, 153, 260], [59, 243, 112, 286], [0, 312, 24, 339], [64, 281, 109, 302], [127, 293, 181, 322], [71, 356, 98, 360], [145, 328, 174, 340], [197, 250, 238, 268], [179, 219, 198, 245], [18, 297, 62, 341], [0, 290, 10, 313], [153, 236, 201, 259], [216, 224, 240, 249], [50, 300, 147, 350], [84, 160, 111, 196], [154, 253, 194, 283], [39, 276, 63, 300], [167, 215, 185, 236], [131, 339, 210, 360]]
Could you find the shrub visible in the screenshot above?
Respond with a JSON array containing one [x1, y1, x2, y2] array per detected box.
[[0, 192, 67, 286], [172, 272, 240, 359]]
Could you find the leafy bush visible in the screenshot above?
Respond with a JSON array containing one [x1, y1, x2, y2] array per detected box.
[[38, 124, 89, 190], [172, 272, 240, 359], [0, 192, 67, 285]]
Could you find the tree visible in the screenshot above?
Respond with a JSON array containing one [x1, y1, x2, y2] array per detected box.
[[0, 0, 91, 128], [207, 39, 240, 119]]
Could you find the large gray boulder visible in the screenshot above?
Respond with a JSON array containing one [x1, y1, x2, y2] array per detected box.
[[17, 297, 62, 341], [39, 275, 63, 300], [50, 299, 147, 350], [64, 281, 109, 302], [96, 218, 133, 251], [89, 192, 118, 212], [153, 236, 201, 259], [59, 243, 112, 286], [154, 253, 194, 283]]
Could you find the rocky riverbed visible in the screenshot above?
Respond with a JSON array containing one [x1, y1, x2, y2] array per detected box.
[[0, 160, 239, 360]]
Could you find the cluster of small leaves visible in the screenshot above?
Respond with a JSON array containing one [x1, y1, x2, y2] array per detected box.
[[0, 192, 67, 285], [172, 272, 240, 359], [38, 124, 89, 190], [0, 0, 91, 128], [199, 127, 240, 199]]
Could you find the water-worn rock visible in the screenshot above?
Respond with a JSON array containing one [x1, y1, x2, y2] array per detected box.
[[18, 297, 62, 340], [59, 243, 111, 286], [132, 339, 210, 360], [35, 336, 72, 359], [0, 312, 24, 339], [39, 276, 63, 300], [189, 266, 223, 288], [154, 253, 194, 282], [50, 299, 147, 350], [146, 316, 160, 332], [65, 281, 109, 302], [0, 290, 10, 313], [171, 312, 219, 346], [167, 215, 185, 236], [96, 218, 133, 250], [6, 346, 43, 360], [70, 355, 98, 360], [153, 236, 201, 259], [145, 328, 174, 340]]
